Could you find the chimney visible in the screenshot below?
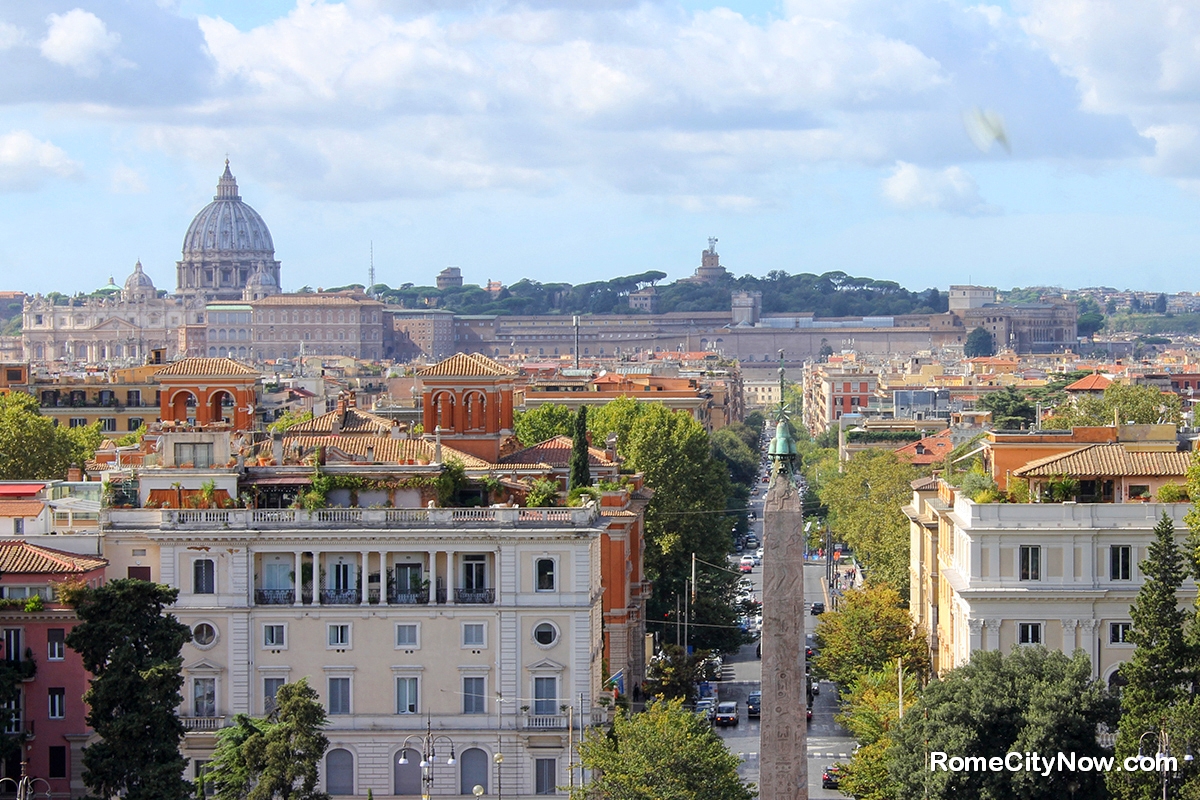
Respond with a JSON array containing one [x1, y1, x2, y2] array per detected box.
[[434, 425, 442, 463], [272, 432, 284, 464], [605, 432, 619, 464], [332, 415, 342, 436], [366, 445, 374, 463], [336, 393, 347, 415], [390, 420, 401, 440], [66, 464, 82, 482], [348, 390, 356, 409]]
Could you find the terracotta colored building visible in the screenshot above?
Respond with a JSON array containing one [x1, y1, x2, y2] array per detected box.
[[157, 357, 260, 431], [0, 541, 106, 795], [417, 353, 517, 463]]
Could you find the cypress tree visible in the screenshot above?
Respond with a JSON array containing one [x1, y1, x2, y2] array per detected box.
[[569, 405, 590, 490], [1109, 512, 1192, 800]]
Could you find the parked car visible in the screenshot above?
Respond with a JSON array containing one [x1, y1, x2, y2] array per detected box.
[[739, 555, 755, 573], [714, 701, 739, 726], [694, 698, 716, 723], [822, 764, 842, 789], [755, 546, 764, 562], [810, 602, 825, 615], [746, 691, 761, 718]]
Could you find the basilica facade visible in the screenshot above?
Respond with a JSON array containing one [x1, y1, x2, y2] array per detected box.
[[22, 162, 282, 368]]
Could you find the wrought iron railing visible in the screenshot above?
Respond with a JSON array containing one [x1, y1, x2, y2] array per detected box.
[[454, 588, 495, 604]]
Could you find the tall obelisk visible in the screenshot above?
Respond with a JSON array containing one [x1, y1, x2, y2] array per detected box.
[[759, 363, 807, 799]]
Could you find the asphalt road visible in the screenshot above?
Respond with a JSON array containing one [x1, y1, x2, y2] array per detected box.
[[712, 489, 857, 798]]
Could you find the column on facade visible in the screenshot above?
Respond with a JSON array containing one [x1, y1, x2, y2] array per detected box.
[[312, 549, 323, 605], [984, 618, 1000, 651], [967, 617, 984, 654], [1061, 619, 1079, 653], [447, 550, 457, 604], [378, 550, 388, 604], [428, 549, 438, 605], [1079, 619, 1101, 675], [360, 551, 371, 606], [293, 550, 303, 607]]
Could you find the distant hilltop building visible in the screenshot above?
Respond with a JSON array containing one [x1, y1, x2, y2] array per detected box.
[[687, 238, 729, 283], [949, 285, 1077, 354], [628, 286, 658, 313], [437, 267, 464, 290], [177, 161, 281, 304]]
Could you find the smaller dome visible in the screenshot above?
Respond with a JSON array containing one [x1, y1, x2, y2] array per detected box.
[[124, 261, 156, 292], [246, 261, 277, 287]]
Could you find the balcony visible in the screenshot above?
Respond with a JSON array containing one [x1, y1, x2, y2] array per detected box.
[[522, 714, 567, 730], [254, 589, 294, 605], [182, 716, 227, 732], [106, 505, 600, 531], [320, 589, 361, 605], [454, 588, 495, 604], [389, 589, 430, 605]]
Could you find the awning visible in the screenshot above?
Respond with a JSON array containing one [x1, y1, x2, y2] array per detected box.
[[245, 476, 313, 486], [951, 445, 987, 464], [0, 483, 46, 497]]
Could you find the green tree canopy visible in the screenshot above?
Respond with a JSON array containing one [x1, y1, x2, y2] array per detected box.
[[0, 391, 102, 479], [812, 583, 929, 690], [710, 426, 758, 489], [1043, 383, 1182, 429], [892, 648, 1117, 800], [964, 326, 995, 358], [66, 579, 193, 800], [570, 699, 754, 800], [267, 409, 313, 434], [245, 679, 331, 800], [976, 386, 1036, 430], [818, 449, 917, 591], [835, 663, 911, 800], [514, 403, 575, 446]]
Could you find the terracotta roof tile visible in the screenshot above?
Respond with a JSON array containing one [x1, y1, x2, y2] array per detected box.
[[250, 294, 382, 307], [895, 429, 955, 465], [285, 408, 398, 435], [418, 353, 515, 378], [283, 436, 491, 469], [0, 541, 106, 574], [0, 501, 46, 517], [156, 357, 259, 377], [1064, 373, 1112, 392], [1013, 444, 1192, 478], [499, 436, 615, 468]]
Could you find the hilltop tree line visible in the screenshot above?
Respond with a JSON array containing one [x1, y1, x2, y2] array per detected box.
[[343, 269, 949, 317]]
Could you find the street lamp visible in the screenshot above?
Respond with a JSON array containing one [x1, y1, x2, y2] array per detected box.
[[398, 717, 458, 800], [494, 751, 505, 799], [0, 754, 51, 799], [1138, 729, 1193, 800]]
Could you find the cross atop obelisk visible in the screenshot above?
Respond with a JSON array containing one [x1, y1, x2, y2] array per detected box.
[[759, 350, 808, 799]]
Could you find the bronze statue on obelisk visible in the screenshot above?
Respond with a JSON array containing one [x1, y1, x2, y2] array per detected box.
[[759, 353, 808, 799]]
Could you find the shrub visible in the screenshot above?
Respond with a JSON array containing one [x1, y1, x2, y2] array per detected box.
[[1156, 483, 1189, 503]]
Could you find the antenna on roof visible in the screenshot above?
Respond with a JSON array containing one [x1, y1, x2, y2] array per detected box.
[[368, 241, 375, 297]]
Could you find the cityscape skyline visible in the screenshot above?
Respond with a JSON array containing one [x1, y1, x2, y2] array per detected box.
[[5, 1, 1200, 295]]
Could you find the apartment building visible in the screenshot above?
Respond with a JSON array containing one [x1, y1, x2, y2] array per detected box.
[[800, 359, 878, 435]]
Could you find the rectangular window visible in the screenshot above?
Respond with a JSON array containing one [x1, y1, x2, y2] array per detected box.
[[463, 677, 486, 715], [332, 562, 351, 593], [1019, 546, 1040, 581], [536, 559, 556, 592], [463, 555, 487, 590], [328, 677, 351, 715], [195, 760, 215, 797], [98, 418, 116, 433], [193, 559, 215, 595], [1110, 622, 1132, 644], [533, 677, 557, 716], [47, 629, 64, 661], [193, 678, 216, 717], [396, 624, 418, 648], [68, 418, 87, 428], [396, 677, 418, 714], [48, 746, 66, 779], [48, 688, 64, 720], [128, 418, 143, 432], [127, 566, 151, 581], [328, 624, 350, 649], [12, 519, 21, 536], [4, 630, 20, 663], [174, 443, 213, 468], [463, 623, 485, 648], [126, 390, 141, 406], [1018, 623, 1042, 645], [262, 562, 291, 591], [1110, 545, 1131, 581], [264, 677, 285, 714], [263, 624, 286, 649], [1128, 484, 1151, 499], [535, 758, 557, 795]]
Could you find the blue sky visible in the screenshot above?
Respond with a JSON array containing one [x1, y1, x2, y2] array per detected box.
[[3, 0, 1200, 296]]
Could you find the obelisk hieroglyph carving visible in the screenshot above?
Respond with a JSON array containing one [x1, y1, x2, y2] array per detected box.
[[760, 415, 807, 799]]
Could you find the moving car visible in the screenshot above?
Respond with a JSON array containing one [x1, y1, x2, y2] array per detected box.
[[810, 602, 825, 615], [746, 691, 761, 718], [714, 701, 739, 726], [739, 556, 755, 573], [822, 764, 842, 789], [694, 698, 716, 723]]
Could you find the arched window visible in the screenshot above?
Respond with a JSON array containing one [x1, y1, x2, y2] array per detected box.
[[459, 748, 489, 794], [394, 748, 421, 795], [326, 748, 353, 794]]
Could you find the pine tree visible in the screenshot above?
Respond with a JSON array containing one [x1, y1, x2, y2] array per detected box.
[[1109, 512, 1193, 800], [569, 405, 590, 490], [66, 579, 193, 800]]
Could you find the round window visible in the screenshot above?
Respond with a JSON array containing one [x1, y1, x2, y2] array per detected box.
[[193, 623, 217, 647], [533, 622, 557, 647]]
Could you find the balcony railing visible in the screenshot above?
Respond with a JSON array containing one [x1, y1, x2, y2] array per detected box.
[[523, 714, 567, 730], [389, 589, 430, 605], [182, 716, 227, 732], [110, 505, 599, 530], [255, 589, 294, 605], [320, 589, 361, 605], [454, 588, 495, 604]]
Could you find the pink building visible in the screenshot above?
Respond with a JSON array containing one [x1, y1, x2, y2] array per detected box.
[[0, 541, 105, 796]]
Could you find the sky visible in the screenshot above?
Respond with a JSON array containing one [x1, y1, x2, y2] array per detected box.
[[3, 0, 1200, 296]]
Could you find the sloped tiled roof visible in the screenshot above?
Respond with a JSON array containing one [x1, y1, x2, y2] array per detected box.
[[251, 294, 380, 307], [0, 541, 106, 574], [0, 500, 46, 518], [285, 407, 398, 435], [1014, 444, 1191, 478], [499, 435, 614, 468], [1064, 373, 1112, 392], [911, 476, 939, 491], [895, 429, 955, 466], [418, 353, 515, 378], [156, 357, 259, 377], [284, 436, 491, 469]]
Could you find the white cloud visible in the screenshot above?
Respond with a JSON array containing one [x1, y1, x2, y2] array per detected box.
[[40, 8, 126, 77], [110, 162, 148, 194], [0, 20, 25, 50], [881, 161, 995, 215], [0, 130, 82, 191]]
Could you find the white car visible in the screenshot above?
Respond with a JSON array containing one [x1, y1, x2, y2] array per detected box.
[[739, 555, 756, 570], [755, 547, 764, 564]]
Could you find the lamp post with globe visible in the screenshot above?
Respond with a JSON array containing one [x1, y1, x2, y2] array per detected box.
[[398, 717, 459, 800]]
